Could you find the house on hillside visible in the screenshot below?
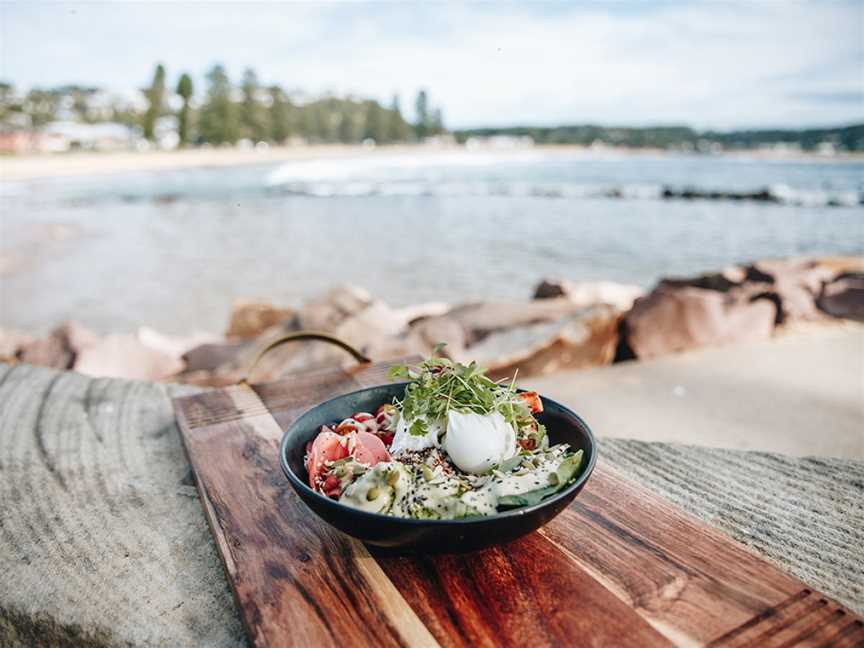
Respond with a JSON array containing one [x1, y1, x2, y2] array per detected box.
[[42, 121, 138, 151]]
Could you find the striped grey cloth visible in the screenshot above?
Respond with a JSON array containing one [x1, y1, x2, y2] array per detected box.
[[601, 438, 864, 615]]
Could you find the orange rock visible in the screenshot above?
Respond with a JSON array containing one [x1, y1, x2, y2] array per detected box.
[[0, 328, 34, 361], [448, 298, 600, 344], [225, 301, 294, 340], [818, 274, 864, 322], [18, 322, 100, 369], [295, 285, 373, 331], [74, 334, 184, 381], [410, 316, 466, 359], [624, 286, 776, 359], [468, 305, 621, 380]]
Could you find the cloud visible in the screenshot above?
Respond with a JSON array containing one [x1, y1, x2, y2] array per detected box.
[[2, 1, 861, 129]]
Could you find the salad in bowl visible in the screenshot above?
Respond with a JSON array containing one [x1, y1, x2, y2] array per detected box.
[[303, 352, 584, 520]]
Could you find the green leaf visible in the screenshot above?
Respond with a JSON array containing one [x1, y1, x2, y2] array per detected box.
[[497, 485, 560, 508], [408, 419, 429, 437], [555, 450, 583, 485]]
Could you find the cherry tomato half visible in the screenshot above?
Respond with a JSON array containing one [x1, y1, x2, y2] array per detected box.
[[518, 391, 544, 414]]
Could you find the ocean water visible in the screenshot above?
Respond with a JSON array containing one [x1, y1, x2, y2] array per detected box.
[[2, 149, 862, 335]]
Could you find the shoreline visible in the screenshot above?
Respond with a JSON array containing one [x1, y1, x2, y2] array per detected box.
[[2, 143, 861, 181]]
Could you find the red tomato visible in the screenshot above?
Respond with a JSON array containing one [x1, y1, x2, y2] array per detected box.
[[518, 437, 537, 451], [335, 420, 360, 435], [374, 404, 393, 416], [321, 474, 342, 499], [518, 391, 544, 414], [306, 428, 348, 488], [349, 431, 391, 467], [353, 412, 374, 423], [378, 431, 395, 447], [375, 403, 396, 427]]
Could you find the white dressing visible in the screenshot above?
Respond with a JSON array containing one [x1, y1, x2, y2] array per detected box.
[[389, 413, 442, 455]]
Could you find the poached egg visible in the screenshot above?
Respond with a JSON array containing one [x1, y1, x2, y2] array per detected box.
[[444, 410, 517, 474]]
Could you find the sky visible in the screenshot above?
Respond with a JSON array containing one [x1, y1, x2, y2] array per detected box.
[[1, 1, 862, 130]]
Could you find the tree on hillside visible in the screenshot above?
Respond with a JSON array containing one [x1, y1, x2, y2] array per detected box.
[[387, 94, 410, 142], [240, 68, 270, 143], [49, 85, 100, 123], [110, 102, 141, 130], [414, 89, 429, 140], [297, 102, 317, 142], [176, 73, 194, 146], [0, 83, 23, 126], [311, 101, 334, 142], [23, 89, 61, 129], [0, 82, 13, 104], [268, 85, 292, 144], [198, 64, 239, 145], [362, 100, 386, 143], [142, 64, 166, 140], [338, 109, 360, 143], [431, 108, 444, 135]]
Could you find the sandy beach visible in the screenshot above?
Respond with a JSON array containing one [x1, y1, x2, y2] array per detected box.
[[0, 144, 385, 181], [3, 144, 862, 181]]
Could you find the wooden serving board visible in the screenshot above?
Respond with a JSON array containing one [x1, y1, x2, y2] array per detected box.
[[173, 359, 863, 648]]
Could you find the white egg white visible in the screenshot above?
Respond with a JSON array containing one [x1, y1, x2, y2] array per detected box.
[[444, 411, 517, 474]]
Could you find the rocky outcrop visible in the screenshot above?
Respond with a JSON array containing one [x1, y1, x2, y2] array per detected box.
[[178, 289, 627, 383], [447, 298, 596, 344], [659, 258, 838, 327], [182, 341, 250, 373], [469, 305, 621, 380], [0, 329, 34, 361], [74, 334, 184, 381], [10, 323, 210, 383], [818, 274, 864, 322], [17, 322, 99, 369], [225, 301, 294, 340], [742, 259, 835, 324], [624, 286, 776, 359], [410, 316, 467, 359], [296, 285, 373, 331], [392, 302, 451, 327], [12, 257, 864, 384], [533, 279, 644, 310], [137, 327, 219, 360], [660, 266, 747, 292]]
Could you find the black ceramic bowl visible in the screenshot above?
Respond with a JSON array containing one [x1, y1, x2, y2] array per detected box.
[[279, 383, 596, 552]]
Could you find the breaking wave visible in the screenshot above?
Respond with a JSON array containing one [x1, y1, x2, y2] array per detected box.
[[265, 178, 862, 207]]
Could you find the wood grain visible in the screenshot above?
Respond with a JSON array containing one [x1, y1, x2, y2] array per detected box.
[[370, 535, 670, 647], [539, 462, 863, 647], [706, 589, 864, 647], [174, 358, 864, 648], [175, 381, 437, 648]]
